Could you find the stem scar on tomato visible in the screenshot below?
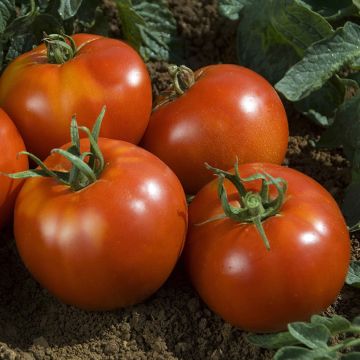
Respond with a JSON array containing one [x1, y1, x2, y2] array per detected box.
[[2, 106, 107, 191], [197, 160, 288, 250]]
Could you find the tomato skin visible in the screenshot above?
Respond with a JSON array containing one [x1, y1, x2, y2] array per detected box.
[[184, 163, 350, 332], [14, 139, 187, 310], [0, 34, 152, 160], [0, 108, 28, 230], [141, 64, 289, 194]]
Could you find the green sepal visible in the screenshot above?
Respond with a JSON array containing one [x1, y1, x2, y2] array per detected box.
[[201, 161, 288, 250], [1, 108, 107, 192]]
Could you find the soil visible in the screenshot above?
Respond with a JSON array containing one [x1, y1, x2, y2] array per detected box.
[[0, 0, 359, 359]]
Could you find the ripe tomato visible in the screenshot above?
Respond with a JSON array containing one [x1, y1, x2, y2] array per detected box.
[[141, 64, 289, 194], [14, 138, 187, 310], [0, 34, 152, 160], [0, 108, 28, 230], [184, 163, 350, 332]]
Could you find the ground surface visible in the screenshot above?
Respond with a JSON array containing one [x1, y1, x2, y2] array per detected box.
[[0, 0, 359, 359]]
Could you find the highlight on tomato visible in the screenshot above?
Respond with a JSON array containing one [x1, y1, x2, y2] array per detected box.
[[0, 33, 152, 160], [0, 108, 28, 231], [141, 64, 289, 194], [184, 161, 350, 332], [5, 107, 187, 310]]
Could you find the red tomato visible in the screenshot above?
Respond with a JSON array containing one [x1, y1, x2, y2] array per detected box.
[[184, 163, 350, 332], [0, 34, 152, 159], [141, 64, 289, 194], [14, 139, 187, 310], [0, 108, 28, 230]]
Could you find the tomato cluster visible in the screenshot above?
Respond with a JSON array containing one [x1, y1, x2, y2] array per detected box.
[[0, 33, 350, 333]]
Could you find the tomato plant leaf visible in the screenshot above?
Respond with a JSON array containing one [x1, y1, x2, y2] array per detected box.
[[351, 57, 360, 70], [117, 0, 182, 62], [301, 0, 357, 21], [117, 0, 143, 52], [352, 316, 360, 327], [68, 0, 105, 34], [353, 0, 360, 11], [288, 323, 331, 349], [236, 0, 332, 84], [318, 92, 360, 167], [310, 315, 351, 333], [294, 77, 345, 126], [1, 5, 62, 70], [218, 0, 250, 20], [342, 181, 360, 228], [341, 353, 360, 360], [273, 346, 334, 360], [346, 261, 360, 288], [133, 0, 181, 61], [0, 0, 104, 72], [318, 94, 359, 152], [276, 22, 360, 101], [58, 0, 83, 20], [246, 331, 299, 350], [250, 315, 360, 359], [0, 0, 14, 34]]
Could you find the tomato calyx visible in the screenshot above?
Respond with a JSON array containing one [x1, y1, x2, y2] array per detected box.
[[43, 33, 77, 64], [168, 65, 196, 95], [201, 161, 288, 250], [3, 107, 106, 191], [153, 65, 198, 110]]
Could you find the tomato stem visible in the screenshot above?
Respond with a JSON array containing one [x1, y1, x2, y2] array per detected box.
[[43, 33, 77, 64], [168, 65, 196, 95], [348, 222, 360, 232], [2, 107, 107, 191], [202, 161, 288, 250], [153, 65, 197, 110]]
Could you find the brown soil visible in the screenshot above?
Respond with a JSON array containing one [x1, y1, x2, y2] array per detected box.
[[1, 1, 359, 359]]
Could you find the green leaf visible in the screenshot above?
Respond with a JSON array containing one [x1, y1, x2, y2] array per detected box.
[[117, 0, 143, 51], [117, 0, 182, 62], [352, 316, 360, 327], [82, 7, 109, 36], [301, 0, 357, 20], [342, 353, 360, 360], [288, 323, 330, 349], [351, 57, 360, 70], [274, 346, 334, 360], [346, 261, 360, 288], [342, 181, 360, 228], [276, 22, 360, 101], [318, 93, 360, 164], [236, 0, 332, 84], [310, 315, 351, 334], [340, 77, 360, 94], [134, 0, 182, 62], [246, 331, 299, 350], [4, 12, 62, 66], [353, 0, 360, 11], [0, 0, 14, 34], [58, 0, 83, 20], [67, 0, 103, 34], [270, 0, 333, 56], [218, 0, 250, 20], [294, 77, 345, 126]]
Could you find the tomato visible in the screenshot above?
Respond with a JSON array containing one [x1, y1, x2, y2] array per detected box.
[[141, 64, 289, 194], [0, 108, 28, 230], [14, 137, 187, 310], [0, 33, 152, 160], [184, 162, 350, 332]]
